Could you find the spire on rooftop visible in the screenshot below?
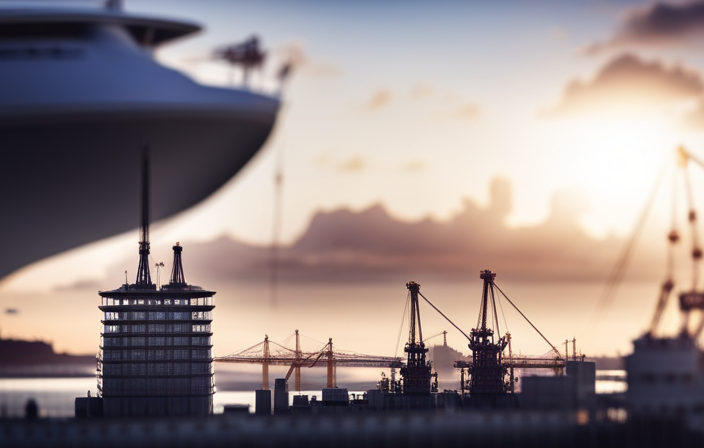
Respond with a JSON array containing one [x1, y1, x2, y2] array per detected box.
[[169, 242, 186, 286], [135, 146, 152, 286]]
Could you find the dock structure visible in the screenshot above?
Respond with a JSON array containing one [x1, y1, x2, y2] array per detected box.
[[97, 148, 216, 417]]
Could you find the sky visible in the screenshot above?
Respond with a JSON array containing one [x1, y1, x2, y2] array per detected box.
[[137, 0, 704, 245], [6, 0, 704, 357]]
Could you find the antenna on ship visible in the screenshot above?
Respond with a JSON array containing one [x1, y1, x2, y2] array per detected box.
[[135, 146, 153, 287]]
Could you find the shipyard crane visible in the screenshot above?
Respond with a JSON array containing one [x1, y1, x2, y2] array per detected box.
[[399, 282, 438, 395], [599, 145, 704, 341], [396, 272, 565, 397], [632, 146, 704, 339], [672, 147, 704, 339], [215, 332, 403, 392]]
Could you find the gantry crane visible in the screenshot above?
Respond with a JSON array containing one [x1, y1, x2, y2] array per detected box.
[[215, 331, 403, 392]]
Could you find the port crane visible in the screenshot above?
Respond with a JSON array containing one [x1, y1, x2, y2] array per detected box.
[[604, 146, 704, 340], [215, 330, 403, 392], [398, 271, 566, 397]]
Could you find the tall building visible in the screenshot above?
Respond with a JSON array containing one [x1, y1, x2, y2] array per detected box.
[[97, 149, 216, 417]]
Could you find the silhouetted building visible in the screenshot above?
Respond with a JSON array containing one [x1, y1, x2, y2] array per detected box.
[[98, 243, 216, 417], [97, 149, 216, 417]]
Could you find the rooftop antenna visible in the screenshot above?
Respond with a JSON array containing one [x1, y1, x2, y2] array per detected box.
[[135, 146, 153, 287], [155, 262, 165, 288], [170, 242, 186, 286]]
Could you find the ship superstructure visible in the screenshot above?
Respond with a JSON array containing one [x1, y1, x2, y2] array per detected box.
[[0, 2, 280, 280]]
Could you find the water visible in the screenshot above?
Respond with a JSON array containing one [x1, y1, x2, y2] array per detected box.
[[0, 370, 626, 418]]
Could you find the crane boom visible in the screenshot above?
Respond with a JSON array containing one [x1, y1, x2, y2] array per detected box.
[[649, 279, 674, 335]]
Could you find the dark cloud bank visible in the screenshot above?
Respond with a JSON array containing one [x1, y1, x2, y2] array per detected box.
[[110, 178, 662, 286], [589, 1, 704, 53]]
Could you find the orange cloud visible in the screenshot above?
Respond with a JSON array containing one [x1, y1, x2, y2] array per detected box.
[[365, 89, 392, 110], [401, 160, 425, 172], [337, 156, 367, 173], [277, 41, 342, 77], [433, 103, 481, 120], [409, 83, 435, 100]]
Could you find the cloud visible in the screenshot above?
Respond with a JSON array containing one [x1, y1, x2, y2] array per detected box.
[[4, 308, 18, 315], [401, 160, 425, 172], [433, 103, 481, 120], [141, 178, 660, 284], [453, 103, 481, 119], [365, 89, 392, 110], [680, 100, 704, 130], [550, 27, 567, 42], [337, 156, 367, 173], [410, 83, 435, 100], [587, 1, 704, 53], [545, 53, 703, 117], [276, 42, 342, 77]]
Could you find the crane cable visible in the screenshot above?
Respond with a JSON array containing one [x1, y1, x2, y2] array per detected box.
[[492, 282, 562, 358], [394, 293, 410, 358], [417, 291, 471, 341]]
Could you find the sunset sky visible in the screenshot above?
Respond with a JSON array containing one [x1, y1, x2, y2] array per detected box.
[[6, 0, 704, 357], [140, 0, 704, 246]]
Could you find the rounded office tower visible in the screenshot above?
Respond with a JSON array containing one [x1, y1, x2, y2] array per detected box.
[[98, 243, 215, 417]]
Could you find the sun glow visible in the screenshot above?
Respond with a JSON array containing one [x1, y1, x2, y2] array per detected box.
[[562, 117, 673, 195], [544, 116, 678, 238]]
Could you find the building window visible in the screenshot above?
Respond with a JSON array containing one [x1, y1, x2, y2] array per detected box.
[[105, 325, 120, 333], [130, 364, 146, 376], [191, 336, 212, 346], [191, 363, 210, 374], [148, 336, 165, 346], [148, 324, 166, 333], [192, 349, 210, 360], [174, 336, 189, 346], [192, 324, 210, 333], [173, 364, 190, 376], [174, 349, 189, 360]]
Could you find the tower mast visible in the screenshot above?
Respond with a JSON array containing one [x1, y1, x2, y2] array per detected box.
[[400, 281, 434, 395], [135, 146, 152, 286]]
